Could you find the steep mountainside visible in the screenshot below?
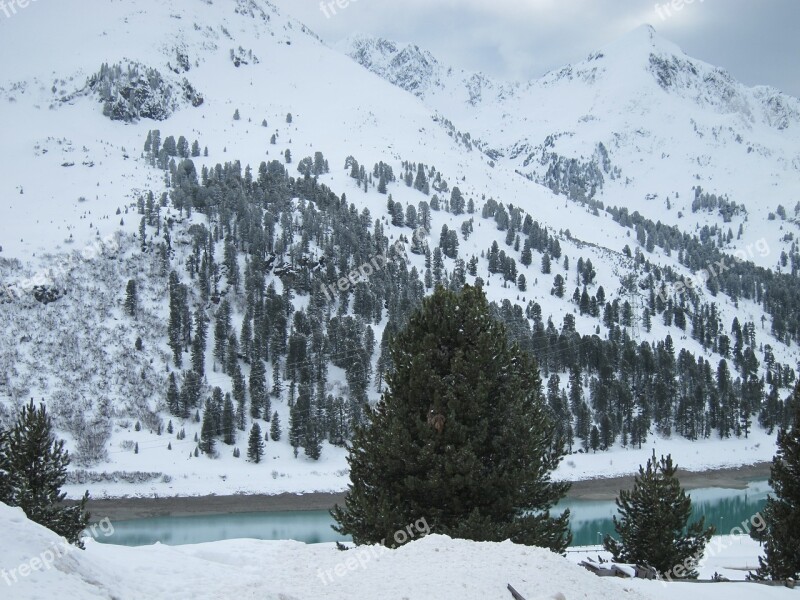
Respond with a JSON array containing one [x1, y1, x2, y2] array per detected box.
[[0, 1, 796, 498], [344, 25, 800, 259]]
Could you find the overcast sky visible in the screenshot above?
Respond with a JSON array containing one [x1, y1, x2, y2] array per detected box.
[[272, 0, 800, 97]]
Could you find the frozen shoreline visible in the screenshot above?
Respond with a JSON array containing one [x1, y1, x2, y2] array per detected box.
[[79, 462, 771, 522]]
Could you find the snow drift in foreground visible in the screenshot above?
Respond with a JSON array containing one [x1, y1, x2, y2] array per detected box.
[[2, 502, 795, 600]]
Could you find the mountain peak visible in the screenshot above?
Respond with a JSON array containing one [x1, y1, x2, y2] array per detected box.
[[600, 24, 686, 64]]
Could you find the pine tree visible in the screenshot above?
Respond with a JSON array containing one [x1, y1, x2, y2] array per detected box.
[[233, 364, 246, 430], [603, 452, 714, 579], [124, 279, 137, 317], [331, 285, 571, 551], [214, 299, 231, 369], [304, 420, 322, 460], [413, 163, 429, 195], [166, 372, 180, 415], [247, 423, 264, 463], [200, 400, 215, 456], [249, 359, 267, 419], [541, 253, 551, 274], [270, 411, 282, 441], [751, 383, 800, 579], [191, 309, 207, 376], [222, 393, 236, 445], [168, 272, 183, 367], [0, 400, 90, 547], [271, 360, 283, 398]]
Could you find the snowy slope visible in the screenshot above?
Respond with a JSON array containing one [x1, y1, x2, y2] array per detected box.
[[343, 25, 800, 268], [0, 0, 796, 501], [3, 502, 794, 600]]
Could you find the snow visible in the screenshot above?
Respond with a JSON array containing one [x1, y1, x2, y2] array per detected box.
[[554, 428, 777, 482], [0, 504, 792, 600], [3, 501, 794, 600], [569, 535, 793, 600], [0, 0, 794, 502]]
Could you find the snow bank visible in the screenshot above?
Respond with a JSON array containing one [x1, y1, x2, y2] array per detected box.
[[1, 501, 652, 599], [4, 502, 795, 599]]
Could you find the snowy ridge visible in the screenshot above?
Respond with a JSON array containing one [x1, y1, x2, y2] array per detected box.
[[339, 33, 519, 106], [343, 24, 800, 240]]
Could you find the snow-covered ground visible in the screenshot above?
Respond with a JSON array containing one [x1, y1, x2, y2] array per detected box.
[[2, 502, 794, 600], [62, 423, 775, 500]]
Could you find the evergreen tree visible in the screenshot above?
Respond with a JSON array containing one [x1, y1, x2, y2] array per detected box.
[[168, 271, 183, 366], [124, 279, 137, 317], [200, 400, 215, 456], [751, 383, 800, 579], [304, 420, 322, 460], [270, 411, 282, 441], [249, 358, 268, 419], [331, 286, 571, 551], [222, 393, 236, 445], [191, 309, 207, 376], [603, 452, 714, 579], [167, 372, 180, 415], [0, 400, 90, 547], [271, 360, 283, 398], [214, 299, 231, 370], [413, 163, 429, 194], [247, 423, 264, 463], [541, 253, 551, 274]]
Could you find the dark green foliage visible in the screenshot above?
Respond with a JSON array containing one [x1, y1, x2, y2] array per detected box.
[[603, 452, 714, 579], [270, 411, 282, 441], [124, 279, 137, 317], [541, 253, 551, 274], [167, 271, 186, 367], [0, 400, 90, 547], [167, 372, 180, 415], [200, 400, 215, 456], [223, 393, 235, 445], [332, 286, 571, 551], [247, 423, 264, 463], [249, 359, 268, 420], [751, 383, 800, 580], [191, 309, 207, 376]]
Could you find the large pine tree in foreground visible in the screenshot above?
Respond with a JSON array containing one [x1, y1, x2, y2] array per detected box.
[[751, 383, 800, 580], [332, 285, 571, 552], [0, 400, 90, 547], [603, 452, 714, 578]]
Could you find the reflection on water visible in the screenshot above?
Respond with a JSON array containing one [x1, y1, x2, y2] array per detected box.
[[93, 481, 770, 548], [93, 509, 348, 546], [558, 480, 770, 547]]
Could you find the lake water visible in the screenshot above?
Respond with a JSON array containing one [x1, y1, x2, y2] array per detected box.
[[560, 479, 770, 547], [91, 480, 771, 548]]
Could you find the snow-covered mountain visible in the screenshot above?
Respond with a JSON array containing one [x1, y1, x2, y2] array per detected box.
[[344, 25, 800, 253], [0, 0, 797, 499]]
